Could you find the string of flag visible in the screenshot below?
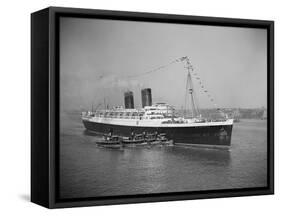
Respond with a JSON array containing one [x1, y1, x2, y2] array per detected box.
[[183, 57, 222, 114], [123, 58, 179, 79], [104, 56, 224, 115]]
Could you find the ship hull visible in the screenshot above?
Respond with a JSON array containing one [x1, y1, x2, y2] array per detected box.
[[82, 120, 233, 147]]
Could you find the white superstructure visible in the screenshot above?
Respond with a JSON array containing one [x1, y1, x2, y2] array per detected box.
[[82, 102, 233, 128]]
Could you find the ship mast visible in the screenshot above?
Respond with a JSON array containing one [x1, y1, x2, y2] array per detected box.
[[182, 57, 200, 118]]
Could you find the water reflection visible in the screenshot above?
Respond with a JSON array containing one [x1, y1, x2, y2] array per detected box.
[[170, 146, 231, 165]]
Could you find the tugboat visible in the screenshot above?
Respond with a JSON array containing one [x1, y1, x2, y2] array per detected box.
[[149, 133, 174, 147], [96, 133, 122, 149], [122, 134, 146, 147], [144, 132, 157, 143], [82, 56, 233, 147], [121, 132, 173, 147]]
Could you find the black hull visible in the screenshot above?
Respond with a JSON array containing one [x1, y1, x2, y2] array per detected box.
[[82, 120, 233, 146]]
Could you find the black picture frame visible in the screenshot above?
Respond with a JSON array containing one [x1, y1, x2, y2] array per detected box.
[[31, 6, 274, 208]]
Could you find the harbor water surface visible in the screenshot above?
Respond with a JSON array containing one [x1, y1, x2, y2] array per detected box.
[[60, 111, 267, 199]]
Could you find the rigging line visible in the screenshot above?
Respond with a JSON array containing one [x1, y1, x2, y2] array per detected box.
[[184, 58, 224, 117], [191, 74, 200, 117], [120, 58, 179, 79], [184, 73, 188, 117], [189, 68, 218, 109], [183, 58, 200, 117]]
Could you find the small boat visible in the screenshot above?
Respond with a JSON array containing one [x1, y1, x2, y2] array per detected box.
[[150, 133, 174, 146], [157, 133, 168, 141], [145, 134, 157, 143], [122, 134, 145, 146], [120, 132, 174, 147], [96, 135, 122, 148]]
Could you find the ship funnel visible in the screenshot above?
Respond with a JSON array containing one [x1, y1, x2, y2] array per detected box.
[[124, 91, 134, 109], [141, 88, 152, 108]]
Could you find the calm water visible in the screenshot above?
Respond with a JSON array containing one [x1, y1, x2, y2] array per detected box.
[[60, 111, 267, 199]]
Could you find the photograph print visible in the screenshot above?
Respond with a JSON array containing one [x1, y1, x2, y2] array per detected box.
[[59, 15, 269, 200]]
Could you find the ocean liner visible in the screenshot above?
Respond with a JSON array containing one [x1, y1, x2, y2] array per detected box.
[[82, 57, 233, 147]]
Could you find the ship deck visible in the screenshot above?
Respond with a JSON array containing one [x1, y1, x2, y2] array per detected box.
[[82, 116, 233, 128]]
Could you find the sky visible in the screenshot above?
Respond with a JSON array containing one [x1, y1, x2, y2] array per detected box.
[[60, 17, 267, 111]]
